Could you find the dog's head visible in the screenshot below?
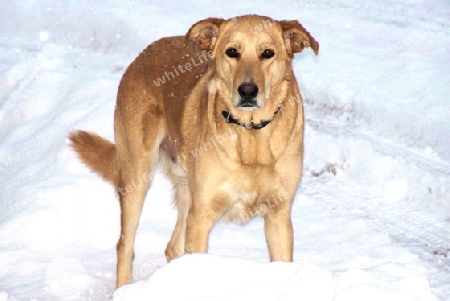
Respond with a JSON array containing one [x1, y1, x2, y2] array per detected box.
[[187, 15, 319, 126]]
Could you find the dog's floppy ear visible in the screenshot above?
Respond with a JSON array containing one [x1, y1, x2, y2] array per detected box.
[[279, 20, 319, 56], [186, 18, 224, 50]]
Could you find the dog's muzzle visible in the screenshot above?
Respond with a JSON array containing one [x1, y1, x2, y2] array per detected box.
[[237, 82, 258, 109]]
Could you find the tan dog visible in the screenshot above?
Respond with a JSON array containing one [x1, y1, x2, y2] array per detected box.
[[69, 15, 319, 288]]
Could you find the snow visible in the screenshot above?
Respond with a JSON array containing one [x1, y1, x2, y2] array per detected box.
[[112, 254, 436, 301], [114, 255, 337, 301], [0, 0, 449, 300]]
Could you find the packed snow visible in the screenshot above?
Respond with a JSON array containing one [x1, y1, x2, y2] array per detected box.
[[0, 0, 449, 300]]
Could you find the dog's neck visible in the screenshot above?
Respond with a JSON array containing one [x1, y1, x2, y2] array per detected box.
[[221, 107, 281, 130]]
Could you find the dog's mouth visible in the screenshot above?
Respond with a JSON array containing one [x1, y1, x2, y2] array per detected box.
[[222, 106, 281, 129], [224, 85, 281, 129], [236, 98, 260, 111], [215, 78, 282, 129]]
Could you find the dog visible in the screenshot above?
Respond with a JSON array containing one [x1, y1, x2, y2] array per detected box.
[[69, 14, 319, 288]]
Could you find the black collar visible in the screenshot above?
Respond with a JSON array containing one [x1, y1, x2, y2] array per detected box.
[[221, 107, 280, 130]]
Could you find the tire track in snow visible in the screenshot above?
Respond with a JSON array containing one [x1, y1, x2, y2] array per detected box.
[[301, 178, 450, 298], [306, 117, 450, 176], [303, 117, 450, 299], [305, 116, 450, 256]]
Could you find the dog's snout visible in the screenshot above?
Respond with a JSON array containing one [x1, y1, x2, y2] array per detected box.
[[238, 82, 258, 100]]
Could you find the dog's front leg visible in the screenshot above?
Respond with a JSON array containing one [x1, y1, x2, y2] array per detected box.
[[264, 207, 294, 262], [185, 212, 210, 253], [184, 196, 225, 254]]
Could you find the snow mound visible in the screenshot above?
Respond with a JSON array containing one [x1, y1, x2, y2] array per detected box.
[[113, 254, 436, 301], [113, 254, 336, 301]]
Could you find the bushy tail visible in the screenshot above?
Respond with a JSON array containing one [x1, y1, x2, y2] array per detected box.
[[69, 130, 118, 186]]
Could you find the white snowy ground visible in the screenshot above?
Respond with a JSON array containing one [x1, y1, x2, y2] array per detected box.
[[0, 0, 449, 300]]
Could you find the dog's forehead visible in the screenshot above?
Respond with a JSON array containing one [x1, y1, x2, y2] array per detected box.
[[227, 15, 274, 26], [220, 16, 282, 44]]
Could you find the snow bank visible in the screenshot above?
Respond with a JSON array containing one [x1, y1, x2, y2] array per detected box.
[[113, 254, 436, 301]]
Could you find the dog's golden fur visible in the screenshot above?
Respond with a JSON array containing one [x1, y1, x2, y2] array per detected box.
[[69, 15, 318, 288]]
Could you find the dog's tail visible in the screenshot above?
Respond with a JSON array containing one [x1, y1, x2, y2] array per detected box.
[[69, 130, 118, 186]]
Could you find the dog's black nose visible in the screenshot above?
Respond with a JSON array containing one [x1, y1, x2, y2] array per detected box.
[[238, 82, 258, 100]]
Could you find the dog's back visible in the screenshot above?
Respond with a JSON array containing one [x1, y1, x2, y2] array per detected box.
[[70, 36, 209, 183], [117, 36, 212, 147]]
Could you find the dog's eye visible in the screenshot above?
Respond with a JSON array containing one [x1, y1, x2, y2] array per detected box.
[[261, 49, 275, 59], [225, 48, 240, 58]]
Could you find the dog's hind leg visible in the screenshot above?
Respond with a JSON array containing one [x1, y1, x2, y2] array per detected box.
[[116, 170, 154, 287], [114, 105, 165, 288]]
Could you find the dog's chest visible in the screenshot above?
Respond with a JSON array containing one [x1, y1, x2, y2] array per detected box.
[[236, 131, 274, 165], [219, 183, 263, 224]]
